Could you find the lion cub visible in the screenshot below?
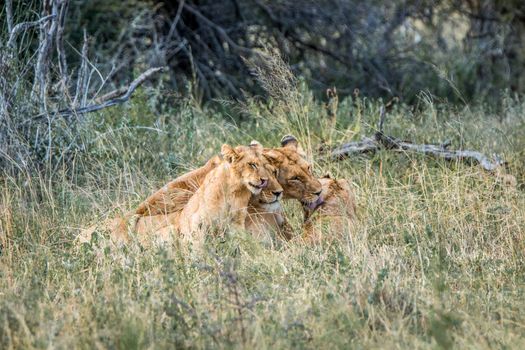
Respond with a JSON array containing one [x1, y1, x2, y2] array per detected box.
[[302, 174, 356, 243], [177, 142, 271, 240]]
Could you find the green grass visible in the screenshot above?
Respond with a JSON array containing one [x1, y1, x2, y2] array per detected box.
[[1, 86, 525, 349]]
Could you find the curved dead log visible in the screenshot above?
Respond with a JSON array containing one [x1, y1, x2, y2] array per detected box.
[[331, 129, 505, 172], [331, 134, 504, 171], [375, 132, 504, 171], [331, 137, 379, 159], [329, 92, 504, 171]]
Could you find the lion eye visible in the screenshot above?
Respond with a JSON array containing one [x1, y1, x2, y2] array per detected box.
[[249, 163, 258, 169], [290, 176, 300, 181]]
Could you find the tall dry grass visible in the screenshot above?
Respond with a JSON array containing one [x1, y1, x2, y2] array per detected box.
[[1, 55, 525, 348]]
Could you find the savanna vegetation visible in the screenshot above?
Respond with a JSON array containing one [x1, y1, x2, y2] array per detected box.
[[1, 1, 525, 349]]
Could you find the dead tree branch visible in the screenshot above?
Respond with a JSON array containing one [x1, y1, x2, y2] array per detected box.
[[330, 103, 505, 172], [30, 66, 166, 121], [74, 30, 89, 108], [7, 14, 56, 49], [5, 0, 14, 34], [56, 0, 70, 90], [374, 133, 504, 171], [331, 137, 379, 158], [32, 1, 60, 111], [331, 134, 503, 171]]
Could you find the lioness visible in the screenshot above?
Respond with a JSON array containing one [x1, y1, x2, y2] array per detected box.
[[130, 135, 321, 240], [263, 135, 322, 207], [302, 174, 356, 243], [78, 143, 272, 244], [131, 160, 286, 243], [133, 211, 181, 244], [176, 142, 271, 239], [134, 155, 223, 216], [245, 163, 294, 241], [134, 135, 321, 216]]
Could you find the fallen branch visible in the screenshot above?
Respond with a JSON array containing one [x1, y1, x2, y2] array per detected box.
[[330, 96, 505, 172], [375, 132, 504, 171], [331, 137, 379, 158], [29, 66, 166, 122], [331, 129, 504, 172]]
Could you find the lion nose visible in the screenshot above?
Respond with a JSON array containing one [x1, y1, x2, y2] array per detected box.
[[314, 190, 322, 196], [260, 178, 268, 188], [272, 190, 283, 198]]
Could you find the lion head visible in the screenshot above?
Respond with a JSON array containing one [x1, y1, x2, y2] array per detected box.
[[253, 163, 284, 210], [263, 135, 322, 205], [304, 173, 356, 219], [221, 142, 271, 195]]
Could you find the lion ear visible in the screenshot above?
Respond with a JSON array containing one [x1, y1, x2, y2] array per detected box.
[[282, 135, 308, 158], [221, 144, 239, 163], [280, 135, 298, 150], [322, 172, 332, 179], [249, 140, 263, 152], [262, 150, 279, 164]]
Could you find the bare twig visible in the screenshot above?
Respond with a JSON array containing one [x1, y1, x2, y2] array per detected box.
[[377, 105, 386, 133], [90, 64, 118, 103], [93, 86, 128, 104], [30, 67, 166, 121], [7, 14, 56, 49], [377, 97, 398, 133], [56, 0, 69, 91], [32, 1, 59, 111], [5, 0, 14, 34], [326, 87, 338, 124], [74, 29, 89, 108], [166, 0, 185, 42], [0, 52, 11, 118]]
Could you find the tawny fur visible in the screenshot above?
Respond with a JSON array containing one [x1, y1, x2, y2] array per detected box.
[[134, 135, 322, 218], [135, 155, 222, 216], [302, 175, 356, 244], [77, 156, 222, 244], [176, 143, 270, 240], [77, 213, 130, 244], [262, 136, 322, 205], [134, 162, 290, 242], [80, 136, 321, 243], [134, 136, 320, 240], [245, 163, 293, 241]]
